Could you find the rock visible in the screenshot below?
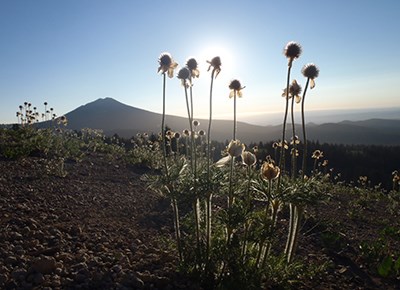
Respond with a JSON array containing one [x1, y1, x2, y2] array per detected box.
[[5, 256, 18, 266], [33, 272, 45, 285], [11, 268, 27, 281], [31, 257, 57, 274]]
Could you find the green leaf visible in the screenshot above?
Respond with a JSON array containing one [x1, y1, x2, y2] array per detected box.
[[394, 257, 400, 273], [377, 256, 393, 277]]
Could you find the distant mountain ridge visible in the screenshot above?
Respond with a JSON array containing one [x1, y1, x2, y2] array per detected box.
[[59, 98, 400, 145]]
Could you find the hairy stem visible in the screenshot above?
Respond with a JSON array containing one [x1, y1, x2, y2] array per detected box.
[[278, 65, 292, 186], [301, 78, 310, 178]]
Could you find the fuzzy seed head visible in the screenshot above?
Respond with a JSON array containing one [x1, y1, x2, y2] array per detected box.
[[242, 151, 256, 167], [227, 139, 245, 158], [302, 63, 319, 79], [261, 161, 280, 181]]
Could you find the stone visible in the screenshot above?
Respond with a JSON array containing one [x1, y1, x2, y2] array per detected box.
[[31, 257, 57, 274]]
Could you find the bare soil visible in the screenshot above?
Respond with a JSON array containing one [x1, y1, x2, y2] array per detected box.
[[0, 153, 399, 289]]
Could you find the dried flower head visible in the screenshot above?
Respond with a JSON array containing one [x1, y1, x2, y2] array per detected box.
[[158, 52, 178, 78], [302, 63, 320, 89], [207, 56, 222, 78], [177, 67, 191, 87], [182, 129, 190, 136], [272, 142, 279, 149], [174, 132, 181, 139], [193, 120, 200, 127], [186, 58, 200, 78], [227, 139, 245, 158], [198, 130, 205, 136], [282, 80, 302, 103], [261, 161, 280, 181], [229, 79, 245, 98], [284, 41, 302, 66], [242, 151, 256, 167], [312, 149, 323, 159]]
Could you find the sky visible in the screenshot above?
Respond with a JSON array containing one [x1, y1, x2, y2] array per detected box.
[[1, 0, 400, 125]]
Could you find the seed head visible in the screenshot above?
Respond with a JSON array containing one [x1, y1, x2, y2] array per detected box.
[[158, 52, 178, 78], [242, 151, 256, 167], [261, 161, 280, 181], [227, 139, 245, 158], [186, 58, 200, 78], [193, 120, 200, 127], [177, 67, 191, 87], [207, 56, 222, 78], [282, 80, 302, 103], [229, 79, 245, 98], [284, 41, 302, 66], [302, 63, 320, 89], [198, 130, 205, 136], [174, 132, 181, 139]]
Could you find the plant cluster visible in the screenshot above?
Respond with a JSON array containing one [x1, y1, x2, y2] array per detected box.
[[146, 43, 329, 289]]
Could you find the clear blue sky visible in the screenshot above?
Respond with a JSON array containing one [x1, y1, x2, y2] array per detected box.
[[1, 0, 399, 125]]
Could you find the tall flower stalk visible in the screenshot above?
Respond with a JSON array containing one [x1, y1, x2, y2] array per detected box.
[[278, 42, 302, 184], [300, 63, 320, 177], [178, 66, 201, 257], [205, 56, 221, 259], [157, 52, 181, 260], [158, 53, 178, 177]]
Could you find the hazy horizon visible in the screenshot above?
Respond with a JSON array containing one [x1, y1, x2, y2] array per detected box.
[[1, 1, 400, 124]]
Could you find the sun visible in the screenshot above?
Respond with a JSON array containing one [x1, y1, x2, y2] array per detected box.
[[196, 45, 234, 73]]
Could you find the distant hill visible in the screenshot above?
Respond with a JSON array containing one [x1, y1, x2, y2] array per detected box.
[[1, 98, 395, 145], [57, 98, 400, 146]]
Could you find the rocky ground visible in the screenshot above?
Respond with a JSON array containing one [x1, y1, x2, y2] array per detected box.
[[0, 153, 399, 289]]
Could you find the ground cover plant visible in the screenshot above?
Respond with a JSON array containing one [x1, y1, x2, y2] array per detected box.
[[0, 42, 399, 289]]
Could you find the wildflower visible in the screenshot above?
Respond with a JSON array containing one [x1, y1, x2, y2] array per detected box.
[[302, 63, 320, 89], [284, 41, 302, 66], [174, 132, 181, 139], [291, 135, 300, 145], [207, 56, 222, 78], [261, 160, 280, 181], [278, 140, 289, 150], [158, 52, 178, 78], [58, 115, 68, 126], [252, 145, 259, 154], [177, 67, 191, 87], [312, 150, 323, 159], [186, 58, 200, 78], [193, 120, 200, 127], [198, 130, 205, 137], [227, 139, 245, 158], [229, 79, 245, 98], [282, 80, 302, 103], [182, 129, 190, 136], [242, 151, 256, 167], [166, 130, 174, 139], [272, 142, 279, 149]]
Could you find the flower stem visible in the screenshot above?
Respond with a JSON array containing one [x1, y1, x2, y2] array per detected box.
[[161, 73, 169, 178], [301, 78, 310, 178], [290, 96, 297, 179], [278, 64, 292, 186], [206, 69, 215, 260], [233, 90, 237, 141]]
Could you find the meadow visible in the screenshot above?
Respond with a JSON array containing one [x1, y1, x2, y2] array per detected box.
[[0, 42, 399, 289]]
